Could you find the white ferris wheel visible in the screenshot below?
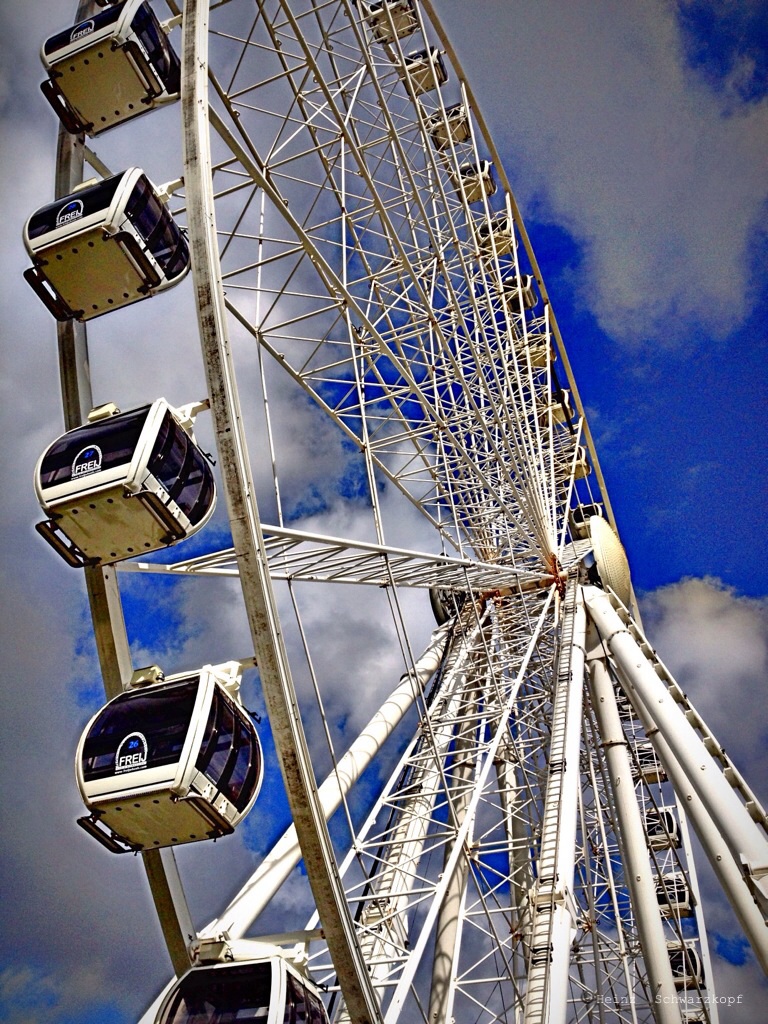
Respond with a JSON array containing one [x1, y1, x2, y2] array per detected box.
[[25, 1, 768, 1022]]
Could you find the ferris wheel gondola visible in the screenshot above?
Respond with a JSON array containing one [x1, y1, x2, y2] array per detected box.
[[502, 272, 539, 311], [152, 940, 330, 1024], [23, 168, 189, 321], [34, 398, 215, 567], [358, 1, 418, 45], [40, 0, 180, 137], [76, 662, 263, 854]]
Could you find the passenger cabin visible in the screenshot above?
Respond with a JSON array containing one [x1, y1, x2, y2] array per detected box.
[[571, 446, 591, 480], [429, 587, 468, 625], [477, 214, 516, 257], [614, 688, 636, 724], [154, 946, 330, 1024], [520, 332, 554, 369], [76, 662, 263, 853], [34, 398, 215, 567], [425, 102, 471, 149], [362, 0, 417, 44], [555, 445, 590, 484], [399, 47, 447, 95], [539, 389, 573, 426], [453, 161, 496, 204], [568, 503, 603, 540], [23, 168, 189, 321], [646, 807, 681, 850], [40, 0, 180, 136], [655, 872, 694, 918], [668, 942, 704, 990], [502, 273, 538, 312], [634, 743, 667, 784]]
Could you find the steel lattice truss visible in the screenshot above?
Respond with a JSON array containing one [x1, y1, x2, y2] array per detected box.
[[190, 0, 587, 570]]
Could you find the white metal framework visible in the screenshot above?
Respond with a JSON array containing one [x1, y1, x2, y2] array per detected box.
[[40, 2, 767, 1023]]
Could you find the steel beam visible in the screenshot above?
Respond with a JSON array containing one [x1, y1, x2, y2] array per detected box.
[[181, 3, 384, 1019]]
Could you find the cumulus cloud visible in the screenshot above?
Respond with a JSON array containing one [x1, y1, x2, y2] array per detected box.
[[640, 577, 768, 783], [639, 577, 768, 1017], [437, 0, 768, 343]]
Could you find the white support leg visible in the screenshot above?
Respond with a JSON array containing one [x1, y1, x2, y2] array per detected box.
[[620, 674, 768, 975], [588, 654, 682, 1022], [202, 619, 455, 939], [584, 586, 768, 924], [523, 584, 587, 1024]]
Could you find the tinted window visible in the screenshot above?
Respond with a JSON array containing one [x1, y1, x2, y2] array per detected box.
[[175, 448, 214, 523], [82, 678, 199, 782], [43, 2, 125, 57], [223, 717, 261, 811], [200, 695, 235, 787], [163, 232, 190, 279], [125, 177, 165, 244], [148, 411, 189, 493], [27, 173, 125, 240], [148, 410, 214, 523], [39, 406, 150, 489], [125, 177, 188, 276], [306, 990, 328, 1024], [185, 458, 215, 526], [132, 2, 181, 93], [196, 690, 261, 812], [283, 975, 307, 1024], [158, 963, 272, 1024]]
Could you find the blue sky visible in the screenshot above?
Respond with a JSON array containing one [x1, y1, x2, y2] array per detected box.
[[1, 1, 766, 1022]]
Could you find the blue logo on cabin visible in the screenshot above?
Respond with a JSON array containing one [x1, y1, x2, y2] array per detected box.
[[115, 732, 149, 774], [70, 20, 95, 43], [71, 444, 103, 479], [56, 199, 84, 228]]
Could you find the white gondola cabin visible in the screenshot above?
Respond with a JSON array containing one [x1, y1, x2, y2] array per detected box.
[[477, 214, 516, 257], [614, 686, 636, 724], [362, 0, 418, 44], [35, 398, 215, 567], [568, 503, 603, 540], [655, 872, 694, 918], [398, 47, 447, 95], [429, 587, 468, 626], [40, 0, 180, 136], [76, 662, 263, 853], [519, 332, 554, 369], [24, 168, 189, 321], [667, 942, 704, 990], [646, 807, 681, 850], [539, 389, 574, 426], [453, 160, 496, 204], [425, 102, 470, 149], [153, 944, 330, 1024], [554, 445, 590, 487], [502, 273, 538, 312], [634, 743, 667, 784]]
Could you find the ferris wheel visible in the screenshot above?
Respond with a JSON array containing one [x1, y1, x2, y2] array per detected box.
[[26, 1, 768, 1023]]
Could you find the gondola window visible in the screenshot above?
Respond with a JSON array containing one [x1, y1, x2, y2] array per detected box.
[[38, 406, 150, 488], [158, 963, 272, 1024], [82, 679, 198, 782]]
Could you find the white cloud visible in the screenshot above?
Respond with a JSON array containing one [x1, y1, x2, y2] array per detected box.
[[639, 577, 768, 1012], [437, 0, 768, 343], [640, 577, 768, 779]]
